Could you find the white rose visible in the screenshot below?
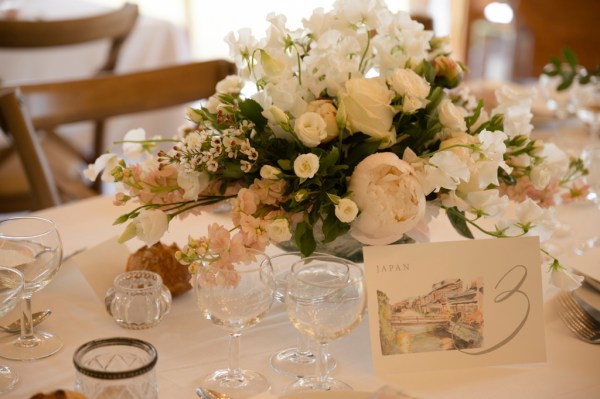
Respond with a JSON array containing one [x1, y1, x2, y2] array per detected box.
[[335, 198, 359, 223], [177, 169, 210, 200], [293, 153, 320, 179], [260, 165, 281, 180], [338, 77, 396, 148], [388, 68, 430, 113], [119, 209, 169, 245], [349, 152, 426, 245], [265, 218, 292, 242], [216, 75, 243, 94], [307, 100, 339, 142], [294, 112, 327, 147], [438, 98, 467, 136]]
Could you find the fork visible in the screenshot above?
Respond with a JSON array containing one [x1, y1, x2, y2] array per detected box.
[[556, 291, 600, 344]]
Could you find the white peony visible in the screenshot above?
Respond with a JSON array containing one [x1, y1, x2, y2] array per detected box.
[[294, 112, 328, 147], [293, 153, 320, 179], [335, 198, 359, 223], [349, 152, 426, 245], [338, 77, 396, 148]]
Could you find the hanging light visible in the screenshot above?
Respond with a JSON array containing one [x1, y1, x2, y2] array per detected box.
[[483, 1, 514, 24]]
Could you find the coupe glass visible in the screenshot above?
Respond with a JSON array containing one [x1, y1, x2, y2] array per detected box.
[[269, 252, 335, 378], [0, 267, 24, 393], [285, 255, 366, 393], [194, 249, 275, 398], [0, 217, 63, 360]]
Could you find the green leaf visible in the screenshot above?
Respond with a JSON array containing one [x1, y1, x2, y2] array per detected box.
[[322, 211, 351, 243], [239, 99, 267, 130], [446, 207, 474, 239], [277, 159, 292, 171], [221, 160, 246, 179], [319, 146, 340, 170], [346, 140, 380, 170], [294, 221, 316, 257], [562, 47, 577, 68]]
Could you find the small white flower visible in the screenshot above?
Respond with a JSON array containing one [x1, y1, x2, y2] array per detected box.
[[530, 164, 552, 190], [83, 153, 119, 182], [177, 169, 210, 201], [294, 112, 327, 147], [265, 218, 292, 242], [122, 128, 147, 160], [388, 68, 430, 113], [438, 98, 467, 136], [293, 153, 320, 179], [550, 267, 584, 291], [216, 75, 243, 94], [118, 209, 169, 246], [335, 198, 359, 223], [260, 165, 281, 180]]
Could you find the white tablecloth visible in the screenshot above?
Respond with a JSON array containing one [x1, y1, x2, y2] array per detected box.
[[0, 0, 193, 151], [0, 194, 598, 399]]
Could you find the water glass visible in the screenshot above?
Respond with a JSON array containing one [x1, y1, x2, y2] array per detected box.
[[104, 270, 172, 329], [73, 337, 158, 399]]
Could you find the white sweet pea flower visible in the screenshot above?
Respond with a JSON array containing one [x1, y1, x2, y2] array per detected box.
[[265, 218, 292, 242], [464, 189, 509, 218], [423, 151, 470, 193], [122, 128, 147, 160], [83, 153, 119, 182], [505, 198, 555, 241], [177, 169, 210, 201], [118, 209, 169, 245], [338, 77, 396, 148], [438, 98, 467, 137], [388, 68, 430, 113], [349, 152, 426, 245], [294, 153, 320, 179], [335, 198, 359, 223], [260, 165, 282, 180], [204, 96, 222, 114], [550, 267, 584, 291], [294, 112, 328, 147]]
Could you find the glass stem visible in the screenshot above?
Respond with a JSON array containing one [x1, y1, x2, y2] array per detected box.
[[228, 332, 242, 380], [296, 332, 313, 357], [19, 294, 39, 347], [316, 342, 330, 389]]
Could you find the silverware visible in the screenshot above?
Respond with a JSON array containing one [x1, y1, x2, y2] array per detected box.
[[0, 309, 52, 334], [195, 387, 232, 399], [557, 291, 600, 344]]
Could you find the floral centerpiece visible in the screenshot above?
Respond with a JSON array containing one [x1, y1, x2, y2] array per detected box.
[[86, 0, 586, 289]]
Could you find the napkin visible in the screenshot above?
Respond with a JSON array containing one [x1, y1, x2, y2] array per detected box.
[[70, 236, 130, 301]]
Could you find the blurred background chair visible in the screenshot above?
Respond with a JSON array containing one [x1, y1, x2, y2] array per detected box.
[[0, 60, 235, 212]]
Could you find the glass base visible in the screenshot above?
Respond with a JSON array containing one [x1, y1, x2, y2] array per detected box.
[[284, 376, 353, 393], [201, 368, 270, 398], [0, 331, 63, 361], [0, 365, 18, 394], [270, 347, 336, 378]]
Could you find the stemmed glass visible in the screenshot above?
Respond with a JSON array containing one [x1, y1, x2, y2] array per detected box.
[[194, 249, 275, 398], [285, 254, 366, 393], [572, 75, 600, 141], [0, 267, 24, 393], [0, 217, 63, 360], [269, 252, 335, 378]]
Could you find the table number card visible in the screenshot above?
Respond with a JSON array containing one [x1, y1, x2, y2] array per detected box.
[[363, 236, 546, 373]]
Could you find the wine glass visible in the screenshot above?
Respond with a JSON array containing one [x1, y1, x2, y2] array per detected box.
[[285, 254, 366, 393], [269, 252, 336, 378], [194, 249, 275, 398], [0, 216, 63, 360], [572, 75, 600, 141], [574, 143, 600, 254], [0, 267, 24, 393]]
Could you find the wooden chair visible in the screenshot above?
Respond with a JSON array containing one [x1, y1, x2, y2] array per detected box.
[[0, 60, 236, 212], [0, 2, 139, 177]]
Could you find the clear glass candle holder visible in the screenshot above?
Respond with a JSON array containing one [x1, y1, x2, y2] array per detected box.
[[73, 337, 158, 399]]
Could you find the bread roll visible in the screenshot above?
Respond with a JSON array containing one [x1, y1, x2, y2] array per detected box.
[[30, 390, 87, 399], [126, 242, 192, 297]]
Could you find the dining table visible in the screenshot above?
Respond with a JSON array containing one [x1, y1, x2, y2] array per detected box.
[[0, 180, 599, 399]]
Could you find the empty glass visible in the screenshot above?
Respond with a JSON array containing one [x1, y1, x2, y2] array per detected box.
[[269, 252, 336, 378], [104, 270, 172, 329], [285, 255, 366, 393], [194, 249, 275, 398], [73, 337, 158, 399], [0, 267, 24, 393], [0, 216, 63, 360]]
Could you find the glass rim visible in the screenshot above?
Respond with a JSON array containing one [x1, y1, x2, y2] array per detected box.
[[113, 270, 163, 291], [0, 216, 57, 240], [201, 248, 272, 273], [73, 337, 157, 380]]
